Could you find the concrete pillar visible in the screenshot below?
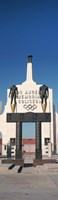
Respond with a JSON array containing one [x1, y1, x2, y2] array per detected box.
[[48, 142, 52, 157], [16, 122, 22, 159], [35, 122, 42, 159]]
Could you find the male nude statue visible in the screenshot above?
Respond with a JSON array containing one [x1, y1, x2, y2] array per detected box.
[[9, 85, 18, 105], [9, 85, 18, 112], [39, 84, 49, 112]]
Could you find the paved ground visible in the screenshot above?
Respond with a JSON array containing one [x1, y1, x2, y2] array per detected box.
[[0, 158, 58, 200]]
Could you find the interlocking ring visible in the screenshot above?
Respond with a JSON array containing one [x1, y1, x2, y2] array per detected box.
[[23, 104, 37, 111]]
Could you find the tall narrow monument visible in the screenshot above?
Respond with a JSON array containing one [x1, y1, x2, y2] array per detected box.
[[2, 55, 52, 166]]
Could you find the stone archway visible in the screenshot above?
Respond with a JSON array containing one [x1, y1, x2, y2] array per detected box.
[[4, 112, 51, 166]]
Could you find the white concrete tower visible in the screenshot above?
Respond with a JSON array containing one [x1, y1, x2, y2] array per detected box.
[[26, 55, 33, 82]]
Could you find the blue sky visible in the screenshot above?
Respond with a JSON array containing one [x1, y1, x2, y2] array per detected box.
[[0, 0, 58, 137]]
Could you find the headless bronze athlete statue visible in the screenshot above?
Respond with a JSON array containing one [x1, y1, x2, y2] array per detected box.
[[9, 85, 18, 112], [39, 84, 49, 112]]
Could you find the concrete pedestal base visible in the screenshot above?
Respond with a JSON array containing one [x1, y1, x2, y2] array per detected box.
[[33, 159, 56, 167], [2, 159, 24, 166]]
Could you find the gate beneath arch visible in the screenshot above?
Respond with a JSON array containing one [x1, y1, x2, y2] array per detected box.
[[3, 112, 51, 166]]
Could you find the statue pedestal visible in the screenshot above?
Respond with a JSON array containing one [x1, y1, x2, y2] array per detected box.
[[33, 158, 56, 167], [2, 159, 24, 166]]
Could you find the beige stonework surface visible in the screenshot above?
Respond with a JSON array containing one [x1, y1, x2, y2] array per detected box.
[[0, 162, 58, 200]]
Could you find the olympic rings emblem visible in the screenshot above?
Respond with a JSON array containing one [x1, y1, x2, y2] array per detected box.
[[23, 104, 37, 111]]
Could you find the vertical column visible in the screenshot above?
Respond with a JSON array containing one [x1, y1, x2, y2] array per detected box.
[[16, 122, 22, 159], [35, 122, 42, 159]]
